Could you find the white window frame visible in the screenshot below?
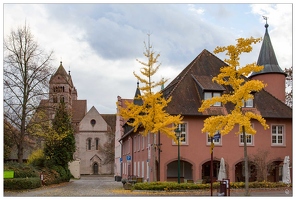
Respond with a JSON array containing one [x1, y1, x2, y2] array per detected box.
[[133, 136, 136, 153], [204, 91, 221, 106], [142, 135, 145, 150], [242, 98, 254, 107], [142, 161, 144, 178], [138, 134, 141, 151], [271, 125, 285, 146], [138, 162, 140, 177], [146, 161, 149, 180], [173, 123, 188, 145], [239, 133, 254, 146], [239, 124, 254, 146], [207, 131, 222, 146]]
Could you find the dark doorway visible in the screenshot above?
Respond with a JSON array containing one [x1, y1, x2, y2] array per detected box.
[[235, 161, 257, 182], [202, 160, 220, 183], [93, 163, 98, 174], [166, 160, 193, 182]]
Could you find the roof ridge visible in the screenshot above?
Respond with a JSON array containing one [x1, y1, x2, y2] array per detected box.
[[167, 49, 208, 98]]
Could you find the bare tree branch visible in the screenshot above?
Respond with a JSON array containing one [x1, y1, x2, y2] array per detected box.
[[3, 22, 54, 162]]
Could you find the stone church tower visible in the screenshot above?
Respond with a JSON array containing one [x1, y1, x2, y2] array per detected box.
[[48, 61, 78, 115]]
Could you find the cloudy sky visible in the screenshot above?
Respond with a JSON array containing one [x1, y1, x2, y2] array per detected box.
[[3, 2, 293, 114]]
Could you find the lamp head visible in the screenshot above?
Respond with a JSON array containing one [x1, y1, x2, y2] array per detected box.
[[175, 127, 181, 137]]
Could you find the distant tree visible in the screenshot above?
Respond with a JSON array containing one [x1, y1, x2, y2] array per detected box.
[[250, 148, 269, 182], [117, 37, 183, 181], [285, 67, 292, 108], [43, 102, 76, 168], [29, 109, 69, 145], [3, 119, 15, 160], [198, 37, 269, 195], [3, 22, 54, 163], [98, 132, 115, 165]]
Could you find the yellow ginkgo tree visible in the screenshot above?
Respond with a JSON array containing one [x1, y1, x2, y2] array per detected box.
[[198, 37, 269, 195], [117, 39, 183, 140], [117, 38, 183, 181]]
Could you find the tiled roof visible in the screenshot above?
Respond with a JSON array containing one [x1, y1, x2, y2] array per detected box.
[[101, 114, 116, 132], [192, 75, 225, 91], [72, 100, 87, 123], [163, 49, 229, 115], [49, 62, 74, 86], [162, 49, 292, 118]]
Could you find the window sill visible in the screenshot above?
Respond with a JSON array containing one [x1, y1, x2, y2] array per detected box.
[[271, 144, 286, 147], [239, 144, 254, 147], [206, 144, 222, 147]]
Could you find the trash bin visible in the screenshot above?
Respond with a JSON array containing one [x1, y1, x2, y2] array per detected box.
[[115, 176, 122, 182], [217, 180, 227, 196]]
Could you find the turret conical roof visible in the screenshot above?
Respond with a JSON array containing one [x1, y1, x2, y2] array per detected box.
[[249, 22, 286, 77], [133, 81, 143, 106]]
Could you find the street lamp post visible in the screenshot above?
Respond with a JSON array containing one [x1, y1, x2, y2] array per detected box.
[[175, 128, 181, 184]]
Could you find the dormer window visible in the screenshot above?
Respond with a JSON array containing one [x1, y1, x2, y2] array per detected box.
[[204, 91, 221, 106], [242, 97, 254, 107]]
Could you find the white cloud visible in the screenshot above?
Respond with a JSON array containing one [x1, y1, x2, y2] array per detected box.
[[3, 3, 292, 114]]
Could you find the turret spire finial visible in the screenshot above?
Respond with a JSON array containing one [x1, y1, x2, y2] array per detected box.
[[263, 16, 269, 29]]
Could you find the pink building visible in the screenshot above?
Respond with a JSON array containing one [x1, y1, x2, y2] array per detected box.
[[116, 23, 292, 184]]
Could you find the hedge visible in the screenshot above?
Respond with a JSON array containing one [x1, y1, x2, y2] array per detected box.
[[4, 177, 41, 190], [132, 181, 291, 191]]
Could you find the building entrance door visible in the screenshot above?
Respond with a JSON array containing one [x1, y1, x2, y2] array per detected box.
[[93, 163, 98, 174]]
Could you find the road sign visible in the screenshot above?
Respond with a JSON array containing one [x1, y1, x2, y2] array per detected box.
[[119, 157, 122, 163], [213, 133, 221, 139], [126, 155, 131, 162]]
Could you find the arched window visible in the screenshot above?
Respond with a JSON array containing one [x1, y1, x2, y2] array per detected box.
[[95, 138, 100, 150], [53, 95, 57, 103], [87, 138, 92, 150], [60, 95, 64, 103]]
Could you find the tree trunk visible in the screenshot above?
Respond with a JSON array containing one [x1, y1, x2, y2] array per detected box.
[[243, 126, 249, 195], [17, 141, 24, 163]]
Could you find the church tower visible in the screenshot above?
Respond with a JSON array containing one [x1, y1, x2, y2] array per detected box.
[[49, 61, 78, 112], [249, 18, 287, 102]]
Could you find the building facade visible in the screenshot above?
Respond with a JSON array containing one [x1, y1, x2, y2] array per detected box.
[[116, 23, 292, 183], [38, 62, 115, 176]]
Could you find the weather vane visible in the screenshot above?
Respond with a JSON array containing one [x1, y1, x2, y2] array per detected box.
[[262, 16, 268, 24]]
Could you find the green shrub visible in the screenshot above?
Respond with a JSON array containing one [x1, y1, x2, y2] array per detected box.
[[133, 181, 289, 191], [3, 162, 73, 190], [4, 177, 41, 190], [4, 162, 39, 178], [27, 148, 46, 168], [51, 165, 72, 182]]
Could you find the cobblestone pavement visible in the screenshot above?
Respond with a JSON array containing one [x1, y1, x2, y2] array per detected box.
[[3, 175, 293, 197]]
